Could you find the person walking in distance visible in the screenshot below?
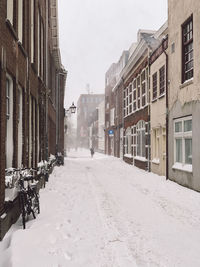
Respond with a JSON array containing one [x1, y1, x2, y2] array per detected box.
[[90, 147, 94, 158]]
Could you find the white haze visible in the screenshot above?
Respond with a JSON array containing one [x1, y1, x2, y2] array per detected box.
[[58, 0, 167, 109]]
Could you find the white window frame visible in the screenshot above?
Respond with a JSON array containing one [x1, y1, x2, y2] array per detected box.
[[137, 75, 141, 110], [152, 128, 160, 164], [6, 74, 14, 168], [18, 0, 23, 43], [141, 69, 146, 107], [135, 120, 146, 160], [7, 0, 13, 24], [124, 127, 132, 156], [173, 116, 192, 172], [31, 0, 34, 63], [133, 79, 137, 112], [110, 108, 115, 126], [6, 79, 10, 120], [126, 86, 129, 116], [128, 83, 132, 115]]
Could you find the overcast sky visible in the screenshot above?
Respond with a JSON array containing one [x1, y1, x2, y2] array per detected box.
[[58, 0, 167, 109]]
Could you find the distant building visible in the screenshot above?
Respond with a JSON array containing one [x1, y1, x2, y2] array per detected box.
[[105, 64, 117, 156], [77, 94, 104, 148], [98, 100, 105, 153]]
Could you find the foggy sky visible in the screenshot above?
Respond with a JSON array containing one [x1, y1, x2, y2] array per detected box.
[[58, 0, 167, 109]]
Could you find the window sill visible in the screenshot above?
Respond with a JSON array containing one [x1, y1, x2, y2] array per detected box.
[[124, 154, 133, 159], [152, 158, 160, 165], [134, 156, 147, 162], [158, 93, 165, 99], [172, 162, 192, 173], [124, 105, 149, 118], [179, 78, 193, 89], [18, 41, 27, 58], [5, 19, 18, 41]]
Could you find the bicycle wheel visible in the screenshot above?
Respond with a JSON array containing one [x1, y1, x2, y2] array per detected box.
[[32, 189, 40, 214], [19, 193, 27, 229], [27, 195, 36, 219]]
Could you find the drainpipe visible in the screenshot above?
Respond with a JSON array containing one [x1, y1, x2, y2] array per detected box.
[[45, 0, 49, 161], [163, 38, 169, 180], [121, 77, 125, 160], [147, 49, 151, 172], [56, 71, 59, 152]]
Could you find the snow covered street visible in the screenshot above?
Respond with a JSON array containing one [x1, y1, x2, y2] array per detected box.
[[1, 150, 200, 267]]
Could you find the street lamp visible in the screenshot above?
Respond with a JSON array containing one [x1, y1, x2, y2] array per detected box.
[[65, 102, 76, 117], [64, 102, 77, 156], [69, 102, 76, 114]]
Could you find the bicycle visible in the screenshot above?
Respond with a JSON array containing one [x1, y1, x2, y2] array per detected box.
[[14, 168, 40, 229]]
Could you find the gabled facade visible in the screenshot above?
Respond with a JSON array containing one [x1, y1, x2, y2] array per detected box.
[[168, 0, 200, 191], [0, 0, 66, 240], [122, 30, 159, 170], [149, 22, 168, 176]]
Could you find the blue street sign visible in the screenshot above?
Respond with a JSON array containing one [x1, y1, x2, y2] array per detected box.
[[108, 130, 114, 135]]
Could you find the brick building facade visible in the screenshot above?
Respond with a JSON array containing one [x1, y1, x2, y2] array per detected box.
[[0, 0, 66, 239]]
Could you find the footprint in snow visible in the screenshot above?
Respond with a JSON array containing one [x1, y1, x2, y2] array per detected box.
[[64, 251, 72, 261]]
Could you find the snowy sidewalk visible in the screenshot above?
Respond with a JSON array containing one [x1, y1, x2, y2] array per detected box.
[[1, 150, 200, 267]]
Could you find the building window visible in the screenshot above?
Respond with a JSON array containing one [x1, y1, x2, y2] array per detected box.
[[133, 79, 137, 111], [182, 15, 193, 83], [174, 117, 192, 166], [18, 86, 23, 167], [40, 20, 44, 78], [38, 12, 40, 75], [152, 72, 157, 100], [6, 75, 14, 168], [159, 65, 165, 95], [7, 0, 13, 24], [152, 128, 160, 160], [31, 0, 35, 63], [141, 70, 146, 106], [136, 120, 145, 158], [137, 76, 141, 109], [6, 79, 10, 119], [129, 83, 132, 114], [125, 127, 131, 155], [18, 0, 23, 43], [110, 108, 115, 126]]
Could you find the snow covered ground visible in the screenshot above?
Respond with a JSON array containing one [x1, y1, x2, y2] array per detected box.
[[1, 149, 200, 267]]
